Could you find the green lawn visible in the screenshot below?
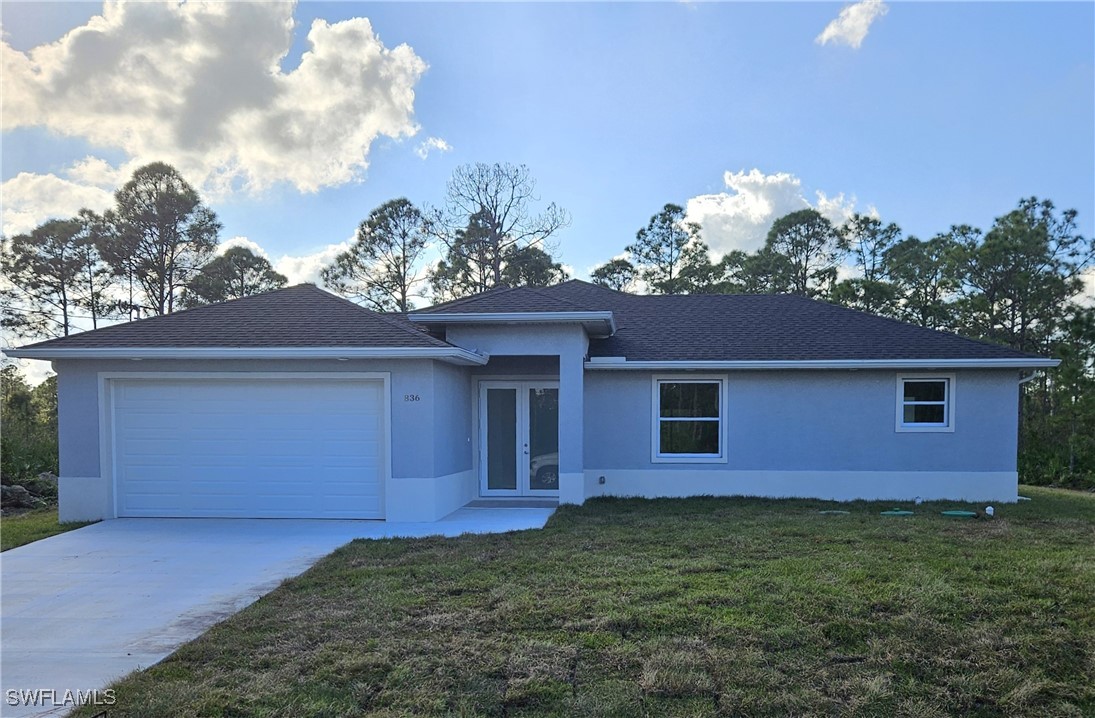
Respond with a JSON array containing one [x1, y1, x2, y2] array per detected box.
[[79, 486, 1093, 717], [0, 507, 94, 551]]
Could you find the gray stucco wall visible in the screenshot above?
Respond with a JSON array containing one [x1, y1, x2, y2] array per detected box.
[[53, 357, 470, 482], [431, 360, 474, 477], [583, 369, 1020, 472], [55, 363, 101, 481], [445, 323, 588, 359], [51, 352, 1025, 515]]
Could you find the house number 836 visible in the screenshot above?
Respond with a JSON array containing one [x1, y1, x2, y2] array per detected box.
[[403, 394, 421, 402]]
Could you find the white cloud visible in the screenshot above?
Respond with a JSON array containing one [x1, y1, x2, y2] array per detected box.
[[2, 2, 427, 196], [216, 236, 270, 258], [1, 171, 114, 236], [217, 235, 345, 286], [414, 136, 453, 160], [815, 0, 888, 49], [62, 156, 134, 190], [273, 241, 353, 286], [685, 168, 859, 257], [6, 359, 55, 388]]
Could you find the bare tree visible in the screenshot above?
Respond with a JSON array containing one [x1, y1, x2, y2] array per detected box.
[[428, 163, 570, 298]]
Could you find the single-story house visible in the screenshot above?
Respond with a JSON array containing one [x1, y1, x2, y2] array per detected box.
[[5, 280, 1058, 523]]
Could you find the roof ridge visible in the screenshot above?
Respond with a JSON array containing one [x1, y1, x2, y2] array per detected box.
[[308, 286, 454, 348], [18, 284, 317, 349], [554, 278, 636, 297], [520, 285, 592, 311], [415, 285, 518, 313], [414, 284, 593, 314]]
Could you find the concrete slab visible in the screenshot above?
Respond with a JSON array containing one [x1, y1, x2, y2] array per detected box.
[[0, 507, 553, 717]]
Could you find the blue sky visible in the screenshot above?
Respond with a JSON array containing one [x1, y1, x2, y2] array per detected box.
[[2, 1, 1093, 288]]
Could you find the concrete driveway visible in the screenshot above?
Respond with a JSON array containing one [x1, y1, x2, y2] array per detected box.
[[0, 507, 553, 717]]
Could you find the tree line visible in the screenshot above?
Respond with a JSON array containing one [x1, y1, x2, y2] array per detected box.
[[0, 161, 572, 337], [1, 161, 1091, 487], [1, 162, 288, 339], [0, 366, 58, 486]]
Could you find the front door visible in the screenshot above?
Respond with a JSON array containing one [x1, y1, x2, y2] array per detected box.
[[479, 381, 560, 496]]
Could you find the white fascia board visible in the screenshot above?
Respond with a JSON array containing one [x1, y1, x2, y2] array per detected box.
[[408, 311, 617, 335], [584, 358, 1060, 370], [3, 346, 490, 366]]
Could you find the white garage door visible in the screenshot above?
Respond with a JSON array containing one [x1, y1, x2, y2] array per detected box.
[[112, 377, 385, 519]]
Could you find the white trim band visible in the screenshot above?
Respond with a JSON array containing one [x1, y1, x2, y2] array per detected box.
[[4, 346, 490, 365], [584, 358, 1058, 370], [583, 469, 1020, 503]]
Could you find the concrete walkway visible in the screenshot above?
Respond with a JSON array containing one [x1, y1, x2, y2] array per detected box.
[[0, 507, 554, 717]]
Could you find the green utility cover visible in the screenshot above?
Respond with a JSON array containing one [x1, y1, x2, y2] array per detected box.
[[941, 510, 978, 518]]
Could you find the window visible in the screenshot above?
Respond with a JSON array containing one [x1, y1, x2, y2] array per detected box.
[[896, 374, 954, 432], [653, 377, 725, 461]]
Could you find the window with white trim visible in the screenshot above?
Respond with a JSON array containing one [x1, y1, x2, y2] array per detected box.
[[896, 375, 954, 432], [654, 378, 724, 460]]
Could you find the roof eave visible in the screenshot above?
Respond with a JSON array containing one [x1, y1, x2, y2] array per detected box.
[[585, 358, 1060, 370], [3, 346, 491, 366]]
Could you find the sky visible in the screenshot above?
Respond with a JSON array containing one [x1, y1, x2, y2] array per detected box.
[[2, 1, 1093, 302]]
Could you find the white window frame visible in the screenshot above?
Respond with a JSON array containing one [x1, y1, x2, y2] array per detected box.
[[651, 375, 728, 463], [895, 373, 955, 433]]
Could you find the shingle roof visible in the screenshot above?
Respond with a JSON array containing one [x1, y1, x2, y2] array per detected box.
[[416, 286, 591, 314], [15, 279, 1045, 362], [17, 284, 451, 349], [540, 280, 1040, 362]]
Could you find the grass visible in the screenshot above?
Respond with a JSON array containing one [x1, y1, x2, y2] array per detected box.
[[77, 486, 1093, 717], [0, 507, 94, 551]]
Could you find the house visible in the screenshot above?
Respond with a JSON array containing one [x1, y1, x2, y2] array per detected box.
[[5, 281, 1058, 523]]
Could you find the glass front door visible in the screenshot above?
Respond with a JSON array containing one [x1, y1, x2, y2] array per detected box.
[[480, 382, 560, 496]]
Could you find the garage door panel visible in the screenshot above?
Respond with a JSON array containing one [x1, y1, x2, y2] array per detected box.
[[120, 444, 186, 460], [118, 428, 183, 442], [113, 378, 385, 519], [190, 494, 308, 509], [118, 415, 184, 431], [121, 464, 188, 481], [323, 470, 380, 484], [124, 494, 184, 511]]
